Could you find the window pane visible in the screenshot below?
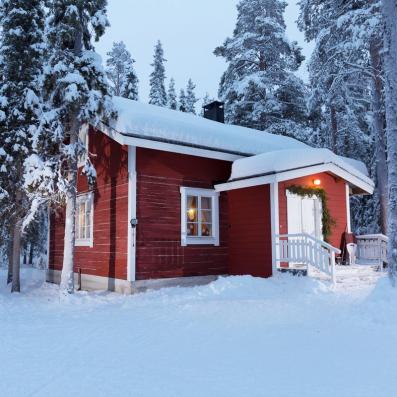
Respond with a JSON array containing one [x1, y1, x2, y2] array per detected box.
[[201, 209, 212, 223], [187, 223, 198, 236], [187, 196, 198, 222], [85, 202, 91, 239], [79, 202, 86, 239], [201, 197, 212, 210], [202, 223, 212, 237]]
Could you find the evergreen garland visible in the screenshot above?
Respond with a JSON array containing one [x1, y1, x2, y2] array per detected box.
[[287, 185, 336, 242]]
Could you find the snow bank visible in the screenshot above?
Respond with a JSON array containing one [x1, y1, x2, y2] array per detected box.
[[1, 268, 397, 397], [111, 97, 308, 155], [230, 147, 372, 184]]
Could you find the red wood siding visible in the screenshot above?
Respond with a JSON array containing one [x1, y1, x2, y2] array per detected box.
[[136, 148, 231, 280], [278, 173, 348, 249], [228, 185, 273, 278], [49, 128, 129, 280]]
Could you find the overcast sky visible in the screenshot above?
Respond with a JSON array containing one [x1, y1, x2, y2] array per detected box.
[[96, 0, 314, 104]]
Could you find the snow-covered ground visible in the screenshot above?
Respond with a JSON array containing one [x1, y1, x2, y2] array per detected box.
[[1, 266, 397, 397]]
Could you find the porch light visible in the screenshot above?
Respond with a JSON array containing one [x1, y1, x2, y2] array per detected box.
[[313, 179, 321, 186]]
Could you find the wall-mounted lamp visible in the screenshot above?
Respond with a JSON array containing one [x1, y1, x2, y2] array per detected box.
[[313, 179, 322, 186]]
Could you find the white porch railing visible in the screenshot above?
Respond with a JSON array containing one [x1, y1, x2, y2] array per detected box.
[[275, 234, 341, 283], [356, 234, 388, 269]]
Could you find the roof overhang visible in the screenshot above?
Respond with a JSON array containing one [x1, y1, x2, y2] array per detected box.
[[215, 162, 374, 195], [97, 122, 244, 162]]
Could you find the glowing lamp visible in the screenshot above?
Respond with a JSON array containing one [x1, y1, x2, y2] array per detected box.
[[188, 208, 196, 221], [313, 179, 321, 186]]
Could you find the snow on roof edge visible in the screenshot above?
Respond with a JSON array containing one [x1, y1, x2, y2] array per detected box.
[[229, 148, 373, 191]]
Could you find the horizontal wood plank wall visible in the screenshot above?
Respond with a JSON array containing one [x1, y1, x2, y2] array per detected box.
[[228, 185, 273, 278], [136, 148, 231, 280], [49, 128, 129, 280], [278, 172, 348, 249]]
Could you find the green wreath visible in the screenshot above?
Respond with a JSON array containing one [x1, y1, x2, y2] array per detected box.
[[287, 185, 336, 242]]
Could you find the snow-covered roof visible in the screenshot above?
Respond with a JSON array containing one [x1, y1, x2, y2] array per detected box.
[[109, 97, 373, 193], [230, 148, 370, 181], [111, 97, 308, 156]]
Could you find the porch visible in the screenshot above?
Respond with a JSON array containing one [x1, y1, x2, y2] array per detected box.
[[275, 233, 389, 283]]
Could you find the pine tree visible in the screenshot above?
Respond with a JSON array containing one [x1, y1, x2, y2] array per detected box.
[[381, 0, 397, 280], [38, 0, 115, 294], [106, 41, 138, 100], [123, 63, 139, 101], [167, 78, 177, 110], [214, 0, 307, 138], [179, 89, 187, 112], [185, 78, 197, 114], [149, 40, 167, 107], [0, 0, 46, 292], [298, 0, 384, 234]]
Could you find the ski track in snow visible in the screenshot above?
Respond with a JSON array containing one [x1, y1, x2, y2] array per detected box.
[[1, 266, 397, 397]]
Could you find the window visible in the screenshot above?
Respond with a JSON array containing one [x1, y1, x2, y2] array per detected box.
[[180, 187, 220, 246], [75, 193, 94, 247]]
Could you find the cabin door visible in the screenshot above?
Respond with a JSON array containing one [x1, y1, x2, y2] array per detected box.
[[287, 192, 323, 240]]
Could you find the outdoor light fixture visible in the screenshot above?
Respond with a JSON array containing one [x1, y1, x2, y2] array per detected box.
[[313, 179, 321, 186]]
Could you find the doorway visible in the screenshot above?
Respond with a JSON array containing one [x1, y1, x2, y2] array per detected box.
[[286, 191, 323, 240]]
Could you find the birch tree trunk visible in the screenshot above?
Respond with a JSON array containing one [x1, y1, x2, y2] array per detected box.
[[59, 130, 78, 294], [381, 0, 397, 281], [370, 38, 388, 235], [59, 27, 83, 295]]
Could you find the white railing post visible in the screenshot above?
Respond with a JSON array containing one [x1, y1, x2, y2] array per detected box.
[[331, 251, 336, 284]]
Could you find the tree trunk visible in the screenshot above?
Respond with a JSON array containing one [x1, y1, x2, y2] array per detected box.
[[7, 230, 13, 285], [60, 130, 78, 295], [370, 38, 388, 235], [29, 243, 34, 266], [59, 25, 83, 295], [330, 105, 338, 154], [11, 217, 22, 293], [381, 0, 397, 282]]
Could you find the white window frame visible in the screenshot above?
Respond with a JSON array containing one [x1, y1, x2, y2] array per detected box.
[[75, 192, 94, 248], [180, 187, 220, 246]]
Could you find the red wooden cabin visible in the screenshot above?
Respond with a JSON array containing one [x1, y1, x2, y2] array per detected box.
[[47, 98, 374, 292]]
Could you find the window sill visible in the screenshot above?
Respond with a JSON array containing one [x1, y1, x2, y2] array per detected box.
[[182, 237, 219, 246], [75, 239, 93, 248]]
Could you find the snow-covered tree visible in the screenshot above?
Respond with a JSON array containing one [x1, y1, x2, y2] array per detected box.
[[0, 0, 46, 292], [106, 41, 139, 100], [185, 78, 198, 114], [123, 62, 139, 101], [167, 78, 177, 110], [214, 0, 308, 139], [149, 40, 167, 107], [36, 0, 115, 294], [381, 0, 397, 280], [298, 0, 384, 234], [179, 89, 187, 112]]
